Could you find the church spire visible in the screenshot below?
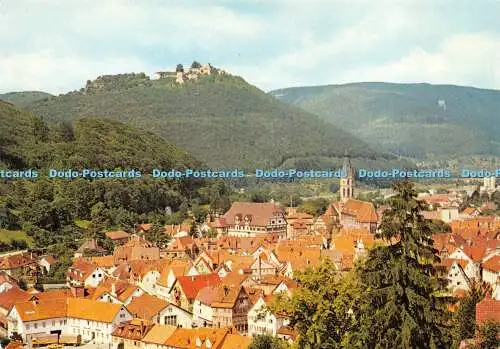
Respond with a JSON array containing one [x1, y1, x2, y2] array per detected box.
[[340, 151, 354, 202]]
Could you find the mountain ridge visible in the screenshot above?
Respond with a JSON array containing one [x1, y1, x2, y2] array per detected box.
[[21, 73, 401, 169], [270, 82, 500, 159]]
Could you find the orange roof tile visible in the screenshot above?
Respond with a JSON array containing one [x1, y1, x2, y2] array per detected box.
[[67, 298, 125, 323], [332, 199, 378, 223], [476, 296, 500, 324], [14, 298, 68, 321], [462, 246, 487, 262], [0, 287, 30, 311], [127, 294, 169, 320], [220, 334, 251, 349], [106, 231, 130, 240], [141, 324, 177, 344], [164, 328, 229, 348], [482, 255, 500, 273], [91, 255, 115, 268]]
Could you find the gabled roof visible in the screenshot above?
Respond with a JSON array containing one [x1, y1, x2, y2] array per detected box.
[[67, 258, 99, 282], [40, 255, 56, 265], [476, 296, 500, 324], [126, 294, 169, 319], [12, 299, 68, 321], [462, 245, 487, 262], [220, 334, 252, 349], [106, 231, 130, 240], [222, 202, 285, 226], [141, 324, 177, 344], [91, 255, 115, 268], [89, 278, 138, 302], [112, 318, 154, 341], [332, 199, 378, 223], [0, 287, 30, 311], [157, 259, 193, 287], [482, 255, 500, 273], [211, 285, 248, 309], [67, 298, 125, 323], [175, 274, 222, 301], [163, 328, 229, 348], [0, 252, 36, 269], [439, 258, 469, 270]]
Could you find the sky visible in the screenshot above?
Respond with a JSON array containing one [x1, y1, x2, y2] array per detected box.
[[1, 0, 499, 94]]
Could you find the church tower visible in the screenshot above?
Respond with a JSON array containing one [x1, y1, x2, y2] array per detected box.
[[340, 153, 355, 202]]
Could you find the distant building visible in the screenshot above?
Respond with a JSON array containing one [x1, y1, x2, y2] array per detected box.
[[340, 154, 355, 202], [221, 202, 287, 238], [480, 176, 497, 195]]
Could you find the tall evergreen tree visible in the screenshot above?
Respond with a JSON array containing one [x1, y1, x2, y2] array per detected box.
[[355, 181, 452, 349]]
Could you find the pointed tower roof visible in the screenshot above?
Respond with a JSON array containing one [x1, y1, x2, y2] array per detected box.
[[342, 151, 354, 178]]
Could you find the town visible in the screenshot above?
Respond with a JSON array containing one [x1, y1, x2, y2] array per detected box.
[[0, 158, 499, 349]]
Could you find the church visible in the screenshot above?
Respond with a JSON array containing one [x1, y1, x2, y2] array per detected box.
[[316, 155, 378, 234]]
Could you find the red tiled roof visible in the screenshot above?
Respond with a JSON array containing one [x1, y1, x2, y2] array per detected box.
[[176, 273, 222, 300], [0, 287, 30, 311], [0, 252, 36, 269], [106, 231, 130, 240], [67, 258, 98, 282], [462, 246, 487, 262], [476, 296, 500, 325], [482, 255, 500, 273], [331, 199, 378, 223]]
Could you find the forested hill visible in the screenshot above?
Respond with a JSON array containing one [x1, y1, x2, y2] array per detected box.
[[0, 91, 53, 108], [0, 101, 231, 252], [270, 82, 500, 159], [0, 100, 199, 170], [22, 73, 399, 169]]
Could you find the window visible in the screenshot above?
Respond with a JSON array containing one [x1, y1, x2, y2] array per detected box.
[[26, 324, 30, 330], [164, 315, 177, 326], [42, 322, 46, 328]]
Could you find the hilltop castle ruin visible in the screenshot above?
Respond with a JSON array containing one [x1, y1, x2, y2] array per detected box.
[[154, 61, 228, 84]]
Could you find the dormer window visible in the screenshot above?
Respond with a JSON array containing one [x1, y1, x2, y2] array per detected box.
[[195, 337, 202, 347], [235, 214, 242, 224]]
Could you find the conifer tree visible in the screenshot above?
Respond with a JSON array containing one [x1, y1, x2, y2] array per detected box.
[[355, 181, 452, 349]]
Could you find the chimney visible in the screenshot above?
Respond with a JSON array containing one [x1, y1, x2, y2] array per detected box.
[[111, 283, 116, 297]]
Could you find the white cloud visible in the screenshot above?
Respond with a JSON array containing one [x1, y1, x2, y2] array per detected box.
[[0, 0, 499, 93], [336, 33, 500, 89], [0, 51, 146, 94]]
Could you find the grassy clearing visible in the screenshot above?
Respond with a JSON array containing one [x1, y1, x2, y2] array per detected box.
[[0, 229, 34, 247]]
